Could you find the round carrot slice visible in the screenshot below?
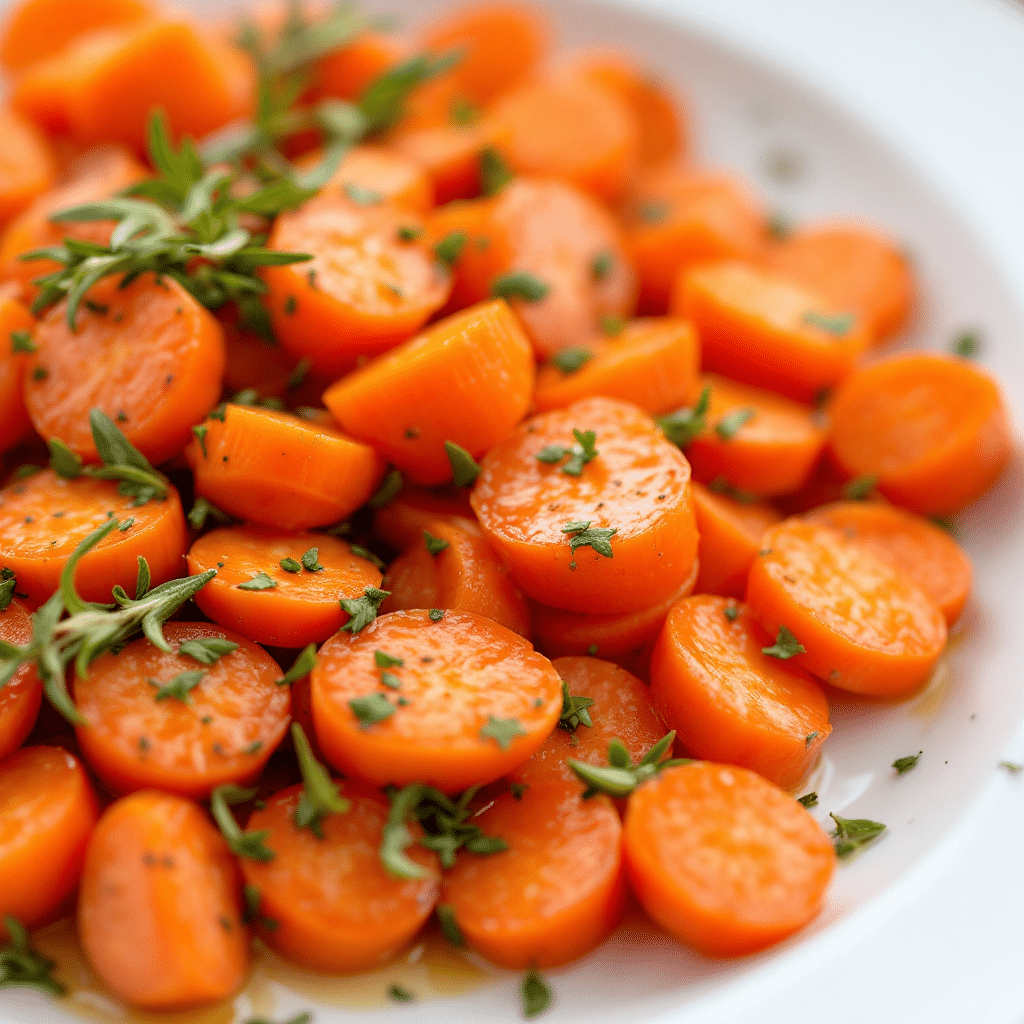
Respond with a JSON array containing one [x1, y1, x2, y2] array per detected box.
[[623, 762, 835, 956], [312, 30, 409, 103], [0, 107, 57, 229], [24, 273, 226, 465], [304, 143, 433, 214], [0, 598, 43, 760], [240, 782, 440, 973], [441, 783, 623, 968], [74, 621, 291, 797], [310, 608, 562, 793], [0, 291, 36, 451], [827, 351, 1012, 515], [471, 397, 699, 615], [746, 519, 947, 696], [371, 484, 474, 552], [0, 469, 188, 607]]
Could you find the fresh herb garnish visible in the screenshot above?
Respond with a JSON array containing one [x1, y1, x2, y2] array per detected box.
[[187, 497, 233, 531], [999, 760, 1023, 775], [830, 813, 886, 858], [715, 407, 754, 441], [279, 557, 302, 573], [292, 723, 350, 837], [761, 626, 806, 660], [349, 692, 395, 725], [0, 916, 65, 995], [444, 440, 481, 487], [0, 570, 15, 613], [358, 50, 464, 136], [428, 608, 445, 622], [797, 792, 818, 808], [343, 182, 382, 206], [389, 984, 415, 1002], [491, 271, 549, 302], [237, 571, 277, 591], [802, 310, 856, 337], [423, 530, 449, 556], [842, 474, 878, 500], [275, 643, 317, 686], [637, 200, 670, 224], [348, 544, 386, 569], [551, 347, 593, 374], [557, 681, 594, 733], [375, 650, 404, 669], [599, 313, 626, 336], [950, 330, 981, 359], [301, 547, 323, 572], [892, 752, 921, 775], [479, 715, 526, 750], [561, 520, 616, 558], [657, 384, 711, 448], [210, 784, 275, 861], [591, 250, 613, 281], [723, 604, 740, 622], [368, 468, 403, 508], [340, 586, 390, 633], [149, 669, 205, 703], [805, 731, 819, 748], [521, 969, 552, 1018], [479, 146, 513, 196], [9, 330, 35, 354], [436, 904, 464, 947], [567, 732, 685, 798], [434, 230, 467, 268], [535, 428, 599, 476]]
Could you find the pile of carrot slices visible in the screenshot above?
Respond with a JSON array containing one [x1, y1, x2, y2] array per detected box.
[[0, 0, 1013, 1015]]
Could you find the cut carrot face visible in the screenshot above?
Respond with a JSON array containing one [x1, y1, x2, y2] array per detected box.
[[185, 404, 384, 531], [827, 352, 1012, 515], [0, 107, 56, 229], [471, 397, 699, 615], [0, 745, 99, 936], [25, 274, 226, 466], [685, 373, 827, 497], [804, 501, 972, 626], [533, 317, 701, 416], [220, 314, 303, 401], [746, 519, 948, 696], [298, 144, 433, 214], [673, 259, 871, 403], [77, 790, 249, 1009], [371, 484, 474, 552], [0, 291, 36, 451], [187, 525, 384, 648], [312, 30, 409, 102], [323, 299, 534, 487], [240, 782, 441, 973], [310, 608, 562, 793], [0, 599, 43, 760], [0, 470, 187, 607], [441, 782, 623, 968], [623, 762, 835, 956]]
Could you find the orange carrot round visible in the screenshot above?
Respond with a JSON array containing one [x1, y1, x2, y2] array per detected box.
[[312, 30, 409, 102], [0, 290, 36, 451], [371, 484, 474, 552], [0, 598, 43, 760], [0, 107, 57, 229], [299, 143, 433, 214]]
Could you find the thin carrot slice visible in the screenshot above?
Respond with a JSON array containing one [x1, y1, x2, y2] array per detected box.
[[0, 291, 36, 452], [827, 351, 1012, 515], [77, 790, 248, 1008], [186, 525, 384, 648], [310, 608, 562, 793], [441, 783, 623, 968], [297, 144, 434, 214], [0, 599, 43, 760], [623, 762, 835, 956], [371, 484, 474, 552], [746, 519, 947, 696], [0, 107, 56, 229], [311, 30, 409, 102]]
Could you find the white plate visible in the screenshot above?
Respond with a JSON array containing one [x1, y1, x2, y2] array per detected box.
[[3, 1, 1024, 1022]]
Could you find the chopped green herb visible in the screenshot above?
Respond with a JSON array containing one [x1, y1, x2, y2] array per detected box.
[[279, 557, 302, 573], [178, 637, 238, 665], [374, 650, 404, 669], [491, 271, 549, 302], [31, 366, 47, 381], [479, 146, 513, 196], [388, 984, 415, 1002], [149, 669, 205, 703], [830, 813, 886, 858], [723, 604, 740, 622], [349, 544, 386, 570], [558, 681, 594, 733], [637, 200, 670, 224], [47, 438, 82, 480], [437, 904, 464, 947], [761, 625, 806, 660], [286, 357, 312, 390], [591, 250, 613, 281], [521, 968, 552, 1019], [0, 570, 16, 613], [9, 330, 35, 354], [797, 792, 818, 808], [708, 476, 759, 503], [536, 428, 599, 477], [11, 465, 42, 480], [423, 530, 449, 556], [301, 547, 323, 572], [599, 312, 626, 336], [349, 692, 395, 725], [434, 230, 467, 268], [567, 732, 685, 799], [340, 586, 390, 632], [657, 384, 711, 448], [0, 915, 65, 995], [999, 760, 1023, 775], [367, 468, 403, 508], [561, 520, 616, 558], [479, 715, 526, 750], [397, 224, 423, 242], [359, 50, 463, 136], [805, 731, 819, 748], [292, 722, 350, 837], [766, 212, 792, 240], [551, 347, 593, 374], [444, 440, 481, 487], [803, 310, 856, 336], [343, 181, 382, 206], [510, 782, 527, 799], [380, 671, 401, 689], [275, 643, 317, 686], [715, 407, 754, 441], [284, 295, 297, 315], [210, 785, 275, 861], [950, 329, 981, 359], [428, 608, 445, 621], [930, 515, 957, 535], [237, 571, 277, 591], [892, 752, 921, 775], [187, 497, 232, 531], [842, 474, 878, 500]]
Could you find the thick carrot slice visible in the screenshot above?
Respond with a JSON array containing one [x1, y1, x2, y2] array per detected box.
[[0, 291, 36, 452], [827, 352, 1012, 515], [185, 404, 384, 531], [533, 317, 700, 416], [471, 397, 699, 615], [310, 608, 562, 793], [0, 108, 56, 229], [220, 312, 303, 401], [312, 30, 409, 102], [441, 782, 623, 968], [746, 519, 947, 696], [623, 762, 835, 956], [240, 782, 440, 972], [25, 273, 226, 466], [0, 745, 99, 935], [685, 373, 827, 497], [0, 470, 187, 607], [9, 46, 82, 133], [297, 144, 433, 214], [371, 484, 474, 552], [804, 501, 972, 626], [77, 790, 248, 1008], [508, 656, 665, 790], [0, 599, 43, 760], [673, 259, 871, 403], [187, 525, 384, 648], [323, 299, 534, 486]]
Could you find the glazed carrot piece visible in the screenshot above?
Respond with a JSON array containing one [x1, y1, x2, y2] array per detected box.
[[9, 47, 82, 134], [533, 317, 701, 416], [25, 274, 226, 466], [746, 519, 947, 696], [312, 30, 409, 102], [187, 525, 384, 648], [0, 291, 37, 452], [684, 374, 827, 497], [772, 455, 849, 518], [471, 397, 699, 615], [77, 790, 249, 1008], [0, 745, 99, 936], [0, 470, 187, 607], [185, 405, 384, 531], [441, 782, 623, 968], [220, 313, 304, 402], [827, 352, 1012, 515], [0, 108, 56, 229], [623, 762, 835, 956], [382, 516, 531, 638], [623, 169, 763, 314], [310, 608, 562, 793], [240, 781, 441, 972], [371, 484, 474, 552], [421, 196, 499, 313], [323, 299, 534, 487], [804, 501, 972, 626], [690, 480, 781, 598], [296, 144, 434, 214], [672, 259, 871, 403], [0, 599, 43, 760]]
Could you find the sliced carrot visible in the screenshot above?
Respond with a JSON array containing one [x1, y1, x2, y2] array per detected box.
[[0, 745, 99, 935], [421, 196, 499, 313], [0, 108, 56, 229], [186, 525, 384, 648], [312, 30, 409, 102], [746, 519, 947, 696], [0, 599, 43, 760], [0, 291, 37, 452], [623, 762, 835, 956], [220, 313, 302, 402], [323, 299, 534, 486], [371, 484, 474, 552], [471, 397, 699, 615], [297, 144, 433, 214], [441, 782, 623, 968], [310, 608, 562, 793], [827, 351, 1012, 515], [0, 470, 187, 607], [9, 47, 82, 134], [77, 790, 248, 1008]]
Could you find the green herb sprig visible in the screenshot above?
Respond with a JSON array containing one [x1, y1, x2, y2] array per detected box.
[[567, 732, 687, 798], [210, 784, 275, 861], [657, 385, 711, 448], [291, 722, 350, 837], [0, 916, 65, 995]]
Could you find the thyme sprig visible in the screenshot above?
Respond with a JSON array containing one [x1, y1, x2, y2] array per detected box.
[[291, 722, 350, 837], [567, 732, 688, 798], [0, 916, 65, 995]]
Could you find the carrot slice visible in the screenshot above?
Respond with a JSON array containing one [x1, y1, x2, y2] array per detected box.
[[77, 790, 248, 1008], [323, 299, 534, 486], [471, 397, 699, 615], [310, 608, 562, 793], [220, 311, 303, 401], [0, 291, 36, 452], [0, 599, 43, 760], [746, 519, 947, 696], [186, 525, 384, 648], [0, 745, 99, 935], [827, 351, 1012, 515], [240, 782, 440, 972], [312, 30, 409, 102], [0, 470, 187, 607], [371, 484, 474, 552], [441, 782, 623, 968], [623, 762, 834, 956], [0, 108, 56, 229], [297, 144, 433, 214]]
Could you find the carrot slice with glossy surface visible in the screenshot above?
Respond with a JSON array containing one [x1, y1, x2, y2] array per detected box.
[[371, 484, 474, 552], [0, 291, 36, 451], [0, 107, 56, 229], [299, 144, 433, 214], [0, 599, 43, 759]]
